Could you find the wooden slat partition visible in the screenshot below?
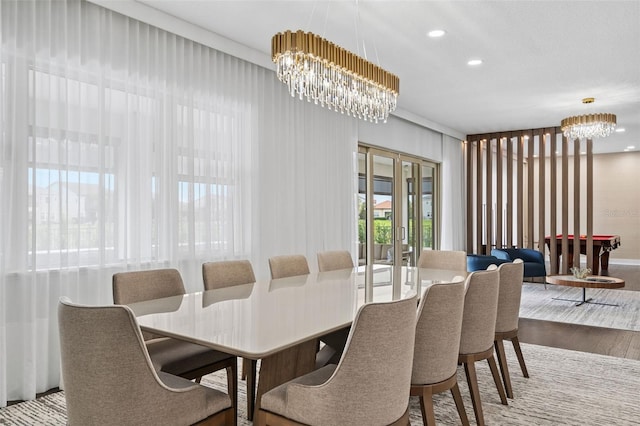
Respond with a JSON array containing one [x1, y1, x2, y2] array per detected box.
[[465, 126, 598, 276], [549, 131, 558, 275], [561, 135, 569, 273], [573, 138, 581, 268], [506, 136, 514, 248], [587, 139, 594, 271], [516, 135, 524, 248], [486, 137, 493, 254], [496, 137, 503, 249]]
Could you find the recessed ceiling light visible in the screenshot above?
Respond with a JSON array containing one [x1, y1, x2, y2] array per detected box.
[[428, 29, 446, 38], [615, 128, 626, 132], [628, 146, 636, 150], [467, 59, 483, 66]]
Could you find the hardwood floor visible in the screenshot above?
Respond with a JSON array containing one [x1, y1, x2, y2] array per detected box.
[[519, 264, 640, 361]]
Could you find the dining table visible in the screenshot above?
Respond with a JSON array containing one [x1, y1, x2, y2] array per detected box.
[[128, 265, 467, 420]]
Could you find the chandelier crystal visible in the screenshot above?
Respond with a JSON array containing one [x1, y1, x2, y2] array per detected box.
[[271, 30, 399, 123], [561, 98, 617, 140]]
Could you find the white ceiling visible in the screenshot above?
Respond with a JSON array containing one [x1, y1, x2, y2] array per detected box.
[[132, 0, 639, 154]]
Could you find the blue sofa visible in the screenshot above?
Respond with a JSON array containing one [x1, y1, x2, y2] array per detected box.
[[491, 248, 547, 279], [466, 254, 510, 272]]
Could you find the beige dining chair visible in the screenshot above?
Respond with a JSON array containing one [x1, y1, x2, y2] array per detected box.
[[255, 296, 417, 426], [58, 297, 234, 426], [458, 269, 508, 426], [316, 250, 354, 272], [203, 259, 256, 290], [112, 268, 237, 421], [268, 254, 310, 279], [202, 259, 257, 417], [411, 279, 469, 426], [417, 249, 467, 271], [315, 250, 355, 367], [494, 258, 529, 399]]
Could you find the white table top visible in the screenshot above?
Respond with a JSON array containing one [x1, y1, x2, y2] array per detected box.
[[129, 266, 466, 359]]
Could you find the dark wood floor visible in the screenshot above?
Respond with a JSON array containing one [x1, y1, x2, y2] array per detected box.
[[519, 263, 640, 361]]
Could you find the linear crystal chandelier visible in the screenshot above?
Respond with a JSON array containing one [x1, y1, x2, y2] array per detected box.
[[561, 98, 617, 140], [271, 30, 399, 123]]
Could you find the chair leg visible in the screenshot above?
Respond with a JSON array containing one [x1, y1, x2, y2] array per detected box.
[[418, 388, 436, 426], [511, 336, 530, 378], [463, 361, 485, 426], [450, 382, 470, 426], [494, 339, 513, 399], [226, 361, 238, 426], [246, 359, 257, 421], [487, 355, 508, 405]]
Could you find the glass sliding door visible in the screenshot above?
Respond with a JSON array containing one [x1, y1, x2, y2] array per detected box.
[[358, 145, 439, 298], [421, 163, 436, 251]]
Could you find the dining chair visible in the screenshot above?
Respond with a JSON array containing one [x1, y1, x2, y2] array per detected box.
[[416, 249, 467, 271], [316, 250, 354, 272], [458, 268, 508, 426], [202, 259, 257, 417], [411, 279, 469, 426], [202, 260, 256, 290], [58, 297, 234, 426], [494, 258, 529, 399], [315, 250, 355, 367], [255, 295, 417, 426], [112, 268, 237, 422], [268, 254, 310, 279]]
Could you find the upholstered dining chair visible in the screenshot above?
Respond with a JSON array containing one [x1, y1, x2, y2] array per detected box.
[[268, 254, 310, 279], [202, 259, 257, 416], [203, 260, 256, 290], [255, 296, 417, 426], [494, 258, 529, 399], [411, 279, 469, 426], [316, 250, 354, 272], [458, 268, 508, 426], [58, 297, 234, 426], [112, 268, 237, 421], [315, 250, 355, 367], [417, 249, 467, 271]]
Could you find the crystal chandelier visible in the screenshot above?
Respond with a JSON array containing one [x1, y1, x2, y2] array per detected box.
[[561, 98, 617, 140], [271, 30, 399, 123]]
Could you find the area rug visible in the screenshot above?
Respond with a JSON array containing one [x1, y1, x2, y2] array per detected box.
[[520, 283, 640, 331], [2, 344, 640, 425]]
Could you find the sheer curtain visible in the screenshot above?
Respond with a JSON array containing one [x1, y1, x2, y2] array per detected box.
[[0, 0, 356, 405], [441, 134, 466, 250]]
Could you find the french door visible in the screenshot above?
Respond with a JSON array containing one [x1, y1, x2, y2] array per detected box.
[[357, 146, 438, 295]]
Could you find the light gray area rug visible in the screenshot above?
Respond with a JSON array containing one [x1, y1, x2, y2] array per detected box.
[[520, 283, 640, 331], [2, 343, 640, 425]]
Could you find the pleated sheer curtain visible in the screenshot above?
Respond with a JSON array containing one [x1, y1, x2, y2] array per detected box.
[[0, 0, 356, 405], [441, 134, 466, 250]]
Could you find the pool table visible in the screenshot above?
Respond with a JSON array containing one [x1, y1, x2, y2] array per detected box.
[[545, 234, 621, 276]]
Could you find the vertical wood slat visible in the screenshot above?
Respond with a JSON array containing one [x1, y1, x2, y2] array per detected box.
[[537, 131, 546, 253], [586, 139, 594, 271], [516, 135, 524, 248], [476, 139, 484, 254], [527, 132, 535, 248], [506, 136, 513, 247], [466, 141, 474, 252], [561, 135, 569, 274], [496, 137, 503, 249], [486, 138, 493, 253], [549, 131, 557, 275], [573, 138, 581, 268]]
